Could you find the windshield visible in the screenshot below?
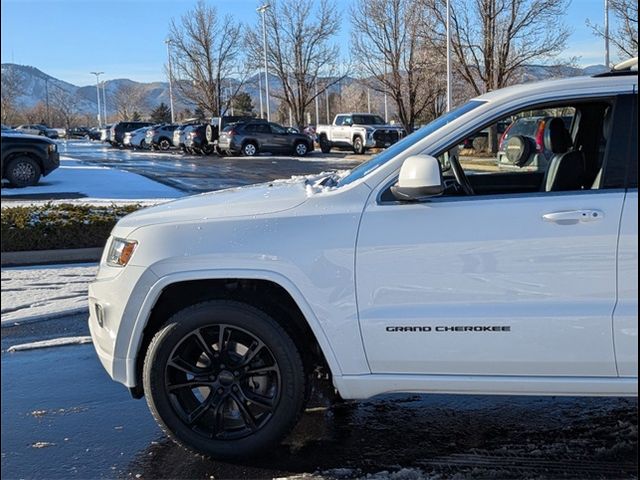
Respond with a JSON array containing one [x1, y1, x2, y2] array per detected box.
[[337, 100, 485, 186], [352, 114, 385, 125]]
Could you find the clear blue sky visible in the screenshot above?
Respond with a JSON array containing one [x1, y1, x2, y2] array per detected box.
[[0, 0, 620, 86]]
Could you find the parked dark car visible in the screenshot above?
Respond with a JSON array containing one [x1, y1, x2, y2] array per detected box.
[[87, 127, 102, 141], [145, 124, 179, 150], [497, 115, 573, 171], [109, 121, 153, 147], [206, 115, 258, 152], [1, 132, 60, 187], [184, 124, 215, 155], [217, 120, 314, 156], [67, 127, 91, 138]]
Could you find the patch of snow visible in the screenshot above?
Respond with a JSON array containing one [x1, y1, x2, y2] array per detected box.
[[7, 336, 93, 352], [268, 170, 350, 196], [1, 159, 183, 201], [1, 263, 97, 326]]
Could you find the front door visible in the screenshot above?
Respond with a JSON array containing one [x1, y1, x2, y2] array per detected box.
[[355, 96, 630, 377]]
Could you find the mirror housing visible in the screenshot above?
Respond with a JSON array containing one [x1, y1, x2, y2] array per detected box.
[[391, 155, 444, 201]]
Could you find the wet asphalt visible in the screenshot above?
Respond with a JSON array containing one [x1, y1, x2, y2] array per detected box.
[[1, 140, 638, 479], [1, 315, 638, 480]]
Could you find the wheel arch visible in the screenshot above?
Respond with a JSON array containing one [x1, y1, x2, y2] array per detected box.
[[127, 271, 340, 397]]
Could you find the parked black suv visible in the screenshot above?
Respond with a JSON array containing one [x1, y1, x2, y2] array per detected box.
[[109, 121, 153, 147], [217, 120, 314, 156], [1, 132, 60, 187]]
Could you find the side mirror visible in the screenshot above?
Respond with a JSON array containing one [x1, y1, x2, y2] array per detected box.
[[391, 155, 444, 201]]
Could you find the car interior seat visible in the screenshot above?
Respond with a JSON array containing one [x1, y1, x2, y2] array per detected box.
[[542, 117, 586, 192], [590, 106, 613, 189]]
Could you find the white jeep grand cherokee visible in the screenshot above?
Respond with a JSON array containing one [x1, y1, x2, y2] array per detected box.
[[89, 59, 638, 459]]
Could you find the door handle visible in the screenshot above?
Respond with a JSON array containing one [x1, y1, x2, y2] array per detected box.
[[542, 210, 604, 224]]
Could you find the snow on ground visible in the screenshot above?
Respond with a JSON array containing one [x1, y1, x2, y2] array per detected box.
[[7, 336, 92, 352], [1, 157, 184, 201], [1, 263, 97, 326]]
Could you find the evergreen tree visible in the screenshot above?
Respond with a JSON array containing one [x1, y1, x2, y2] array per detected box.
[[231, 92, 254, 115], [150, 102, 172, 123]]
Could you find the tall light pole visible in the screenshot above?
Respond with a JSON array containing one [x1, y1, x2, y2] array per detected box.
[[165, 39, 175, 123], [604, 0, 610, 67], [314, 79, 320, 125], [257, 4, 271, 121], [90, 71, 104, 127], [383, 60, 388, 122], [258, 74, 264, 119], [446, 0, 452, 111], [101, 80, 107, 124]]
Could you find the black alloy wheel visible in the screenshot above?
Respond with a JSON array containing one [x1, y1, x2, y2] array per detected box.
[[143, 301, 306, 459], [6, 156, 42, 187]]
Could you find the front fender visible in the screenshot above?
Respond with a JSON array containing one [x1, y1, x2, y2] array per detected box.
[[123, 268, 344, 387]]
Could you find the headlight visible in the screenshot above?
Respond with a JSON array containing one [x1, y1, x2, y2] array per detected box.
[[106, 237, 138, 267], [48, 143, 57, 153]]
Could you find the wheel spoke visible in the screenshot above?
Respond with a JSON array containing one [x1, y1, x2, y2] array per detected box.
[[239, 385, 275, 411], [168, 379, 211, 392], [238, 339, 264, 367], [193, 329, 217, 363], [187, 396, 213, 424], [245, 365, 278, 376], [231, 392, 257, 430], [168, 357, 202, 376], [217, 324, 228, 353]]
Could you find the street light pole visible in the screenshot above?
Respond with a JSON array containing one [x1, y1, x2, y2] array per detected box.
[[257, 4, 271, 121], [258, 74, 264, 119], [446, 0, 452, 111], [604, 0, 610, 67], [90, 71, 104, 127], [165, 39, 175, 123], [101, 80, 107, 123]]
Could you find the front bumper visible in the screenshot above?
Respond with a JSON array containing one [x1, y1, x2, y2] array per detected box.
[[88, 263, 159, 387], [42, 151, 60, 176]]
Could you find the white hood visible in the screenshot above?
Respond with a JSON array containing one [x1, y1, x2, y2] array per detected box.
[[116, 179, 309, 230]]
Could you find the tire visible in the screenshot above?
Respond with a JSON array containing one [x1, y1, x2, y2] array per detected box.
[[293, 141, 309, 157], [6, 156, 42, 187], [319, 135, 331, 154], [140, 139, 147, 149], [159, 138, 171, 151], [241, 142, 258, 157], [353, 136, 365, 155], [143, 300, 306, 460]]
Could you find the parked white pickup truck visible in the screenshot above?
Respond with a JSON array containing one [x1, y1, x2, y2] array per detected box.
[[316, 113, 406, 154], [89, 58, 638, 460]]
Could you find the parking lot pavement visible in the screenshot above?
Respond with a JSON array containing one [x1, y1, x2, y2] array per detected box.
[[2, 315, 637, 480], [53, 140, 366, 195]]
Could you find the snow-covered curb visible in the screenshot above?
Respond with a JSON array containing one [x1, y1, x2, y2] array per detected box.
[[7, 336, 92, 352], [1, 263, 97, 326]]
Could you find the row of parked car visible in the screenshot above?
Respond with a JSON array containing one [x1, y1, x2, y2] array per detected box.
[[93, 117, 317, 157]]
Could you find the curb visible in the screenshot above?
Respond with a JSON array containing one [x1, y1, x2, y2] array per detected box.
[[1, 248, 102, 267]]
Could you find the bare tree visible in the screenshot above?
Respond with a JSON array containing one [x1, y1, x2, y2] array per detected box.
[[340, 83, 370, 113], [1, 65, 24, 125], [246, 0, 346, 129], [112, 82, 147, 121], [423, 0, 571, 96], [168, 0, 246, 117], [588, 0, 638, 60], [351, 0, 445, 133], [50, 87, 80, 130]]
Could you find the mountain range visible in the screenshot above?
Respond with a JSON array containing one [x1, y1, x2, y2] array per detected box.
[[2, 62, 609, 119]]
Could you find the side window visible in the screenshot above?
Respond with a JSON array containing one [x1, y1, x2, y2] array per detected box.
[[343, 116, 353, 126], [269, 123, 286, 134], [334, 116, 345, 126], [436, 100, 623, 197], [629, 94, 638, 188]]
